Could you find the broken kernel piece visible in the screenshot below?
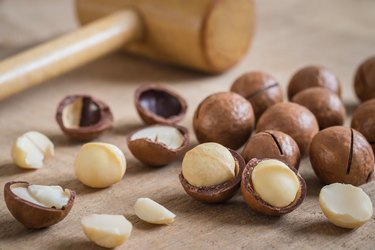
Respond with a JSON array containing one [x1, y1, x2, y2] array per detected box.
[[81, 214, 132, 248], [319, 183, 373, 229], [11, 131, 54, 169], [134, 198, 176, 224]]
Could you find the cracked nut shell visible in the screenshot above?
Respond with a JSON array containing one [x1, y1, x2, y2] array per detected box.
[[230, 71, 283, 120], [241, 130, 301, 169], [241, 158, 306, 216], [179, 149, 245, 203], [56, 95, 113, 141], [4, 181, 75, 229], [354, 56, 375, 102], [256, 102, 319, 156], [193, 92, 255, 150], [351, 99, 375, 153], [287, 66, 342, 100], [134, 84, 187, 125], [309, 126, 374, 186], [292, 87, 346, 129], [127, 125, 189, 166]]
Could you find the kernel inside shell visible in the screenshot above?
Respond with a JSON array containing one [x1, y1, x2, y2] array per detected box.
[[130, 125, 185, 150], [62, 96, 100, 128], [251, 159, 300, 207]]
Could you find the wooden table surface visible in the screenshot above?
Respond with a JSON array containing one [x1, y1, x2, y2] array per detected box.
[[1, 0, 375, 249]]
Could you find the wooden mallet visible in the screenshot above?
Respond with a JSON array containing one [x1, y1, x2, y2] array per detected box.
[[0, 0, 255, 100]]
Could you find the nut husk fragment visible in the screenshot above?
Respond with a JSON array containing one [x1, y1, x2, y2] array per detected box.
[[127, 125, 189, 166], [179, 149, 245, 203], [56, 95, 113, 141], [134, 84, 187, 125], [241, 158, 306, 216], [4, 181, 75, 229]]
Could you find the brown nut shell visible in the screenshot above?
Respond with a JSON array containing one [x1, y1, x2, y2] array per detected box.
[[4, 181, 75, 229], [351, 99, 375, 153], [241, 130, 301, 169], [354, 56, 375, 102], [230, 71, 283, 120], [56, 95, 113, 141], [241, 158, 306, 216], [179, 149, 245, 203], [127, 125, 189, 167], [134, 84, 187, 125], [292, 87, 346, 129], [256, 102, 319, 156], [309, 126, 374, 186], [287, 66, 342, 100], [193, 92, 255, 150]]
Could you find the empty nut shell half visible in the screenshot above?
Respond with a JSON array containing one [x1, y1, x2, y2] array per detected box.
[[4, 181, 75, 229], [56, 95, 113, 141], [241, 158, 306, 216], [135, 84, 187, 125], [127, 125, 189, 166], [179, 149, 245, 203]]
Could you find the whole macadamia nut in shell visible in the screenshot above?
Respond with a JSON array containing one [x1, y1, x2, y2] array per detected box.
[[193, 92, 255, 150], [309, 126, 374, 186], [256, 102, 319, 156], [351, 99, 375, 153], [354, 56, 375, 102], [287, 66, 342, 100], [241, 130, 301, 169], [230, 71, 283, 120], [292, 87, 346, 129]]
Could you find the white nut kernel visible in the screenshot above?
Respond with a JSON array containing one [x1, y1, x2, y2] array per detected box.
[[74, 143, 126, 188], [81, 214, 132, 248], [130, 125, 184, 149], [182, 142, 235, 187], [252, 159, 300, 207], [319, 183, 373, 229], [62, 97, 84, 128], [11, 131, 54, 169], [11, 184, 70, 209], [134, 198, 176, 224]]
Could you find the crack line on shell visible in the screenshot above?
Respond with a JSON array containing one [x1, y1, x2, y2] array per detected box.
[[346, 129, 354, 174], [245, 83, 279, 100]]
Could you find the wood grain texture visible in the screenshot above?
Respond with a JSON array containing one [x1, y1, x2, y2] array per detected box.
[[0, 0, 374, 249]]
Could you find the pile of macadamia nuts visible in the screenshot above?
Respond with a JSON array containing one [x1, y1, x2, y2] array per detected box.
[[187, 57, 375, 228], [4, 56, 375, 248]]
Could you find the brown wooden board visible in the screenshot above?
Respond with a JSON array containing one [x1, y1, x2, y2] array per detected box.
[[0, 0, 374, 249]]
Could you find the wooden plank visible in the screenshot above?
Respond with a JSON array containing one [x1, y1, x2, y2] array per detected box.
[[0, 0, 374, 249]]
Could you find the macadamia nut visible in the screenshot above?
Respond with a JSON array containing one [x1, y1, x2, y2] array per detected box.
[[130, 125, 185, 149], [74, 143, 126, 188], [134, 198, 176, 224], [81, 214, 132, 248], [319, 183, 373, 229], [251, 159, 300, 207], [11, 131, 54, 169], [182, 143, 236, 187], [11, 184, 70, 209]]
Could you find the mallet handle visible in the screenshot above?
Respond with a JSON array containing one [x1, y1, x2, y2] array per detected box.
[[0, 10, 141, 100]]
